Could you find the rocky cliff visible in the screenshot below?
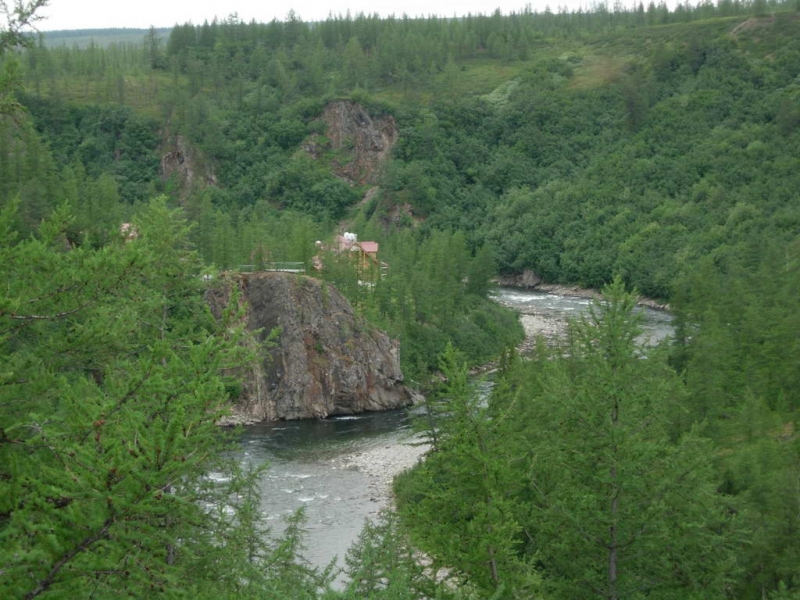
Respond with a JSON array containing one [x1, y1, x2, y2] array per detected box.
[[160, 134, 217, 195], [303, 100, 397, 185], [207, 272, 414, 422]]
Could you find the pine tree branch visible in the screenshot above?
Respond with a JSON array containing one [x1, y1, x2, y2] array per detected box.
[[22, 518, 114, 600], [0, 258, 138, 335], [2, 299, 101, 322]]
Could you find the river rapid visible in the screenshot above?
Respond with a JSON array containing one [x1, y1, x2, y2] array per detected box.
[[493, 287, 674, 348], [237, 287, 674, 578]]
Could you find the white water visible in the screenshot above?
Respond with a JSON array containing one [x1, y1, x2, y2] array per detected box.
[[493, 287, 674, 346], [239, 410, 420, 579]]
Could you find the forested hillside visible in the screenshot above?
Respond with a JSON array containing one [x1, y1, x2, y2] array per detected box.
[[9, 2, 799, 300], [2, 0, 800, 597]]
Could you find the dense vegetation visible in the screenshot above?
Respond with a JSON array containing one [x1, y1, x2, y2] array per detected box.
[[2, 0, 799, 596], [397, 278, 800, 598], [0, 199, 336, 598], [10, 1, 800, 301]]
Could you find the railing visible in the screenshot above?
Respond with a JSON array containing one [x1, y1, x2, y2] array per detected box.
[[237, 262, 306, 274]]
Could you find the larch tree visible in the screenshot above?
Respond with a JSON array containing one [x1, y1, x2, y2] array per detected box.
[[1, 1, 48, 114], [507, 278, 739, 599], [395, 344, 540, 598], [0, 198, 328, 598]]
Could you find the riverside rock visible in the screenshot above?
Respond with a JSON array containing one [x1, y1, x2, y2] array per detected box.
[[207, 272, 415, 422]]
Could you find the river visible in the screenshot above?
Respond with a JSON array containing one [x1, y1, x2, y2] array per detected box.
[[493, 287, 674, 347], [238, 409, 424, 576], [238, 287, 674, 578]]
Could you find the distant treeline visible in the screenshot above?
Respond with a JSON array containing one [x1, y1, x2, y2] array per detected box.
[[37, 27, 171, 49]]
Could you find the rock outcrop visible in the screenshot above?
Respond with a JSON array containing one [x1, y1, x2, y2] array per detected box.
[[303, 100, 397, 185], [207, 272, 414, 422], [160, 134, 217, 194]]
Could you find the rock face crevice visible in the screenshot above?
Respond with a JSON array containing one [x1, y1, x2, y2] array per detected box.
[[207, 272, 414, 422]]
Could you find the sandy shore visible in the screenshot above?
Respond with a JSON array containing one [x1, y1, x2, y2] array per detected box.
[[333, 433, 430, 509]]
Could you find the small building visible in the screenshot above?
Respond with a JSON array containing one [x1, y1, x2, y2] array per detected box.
[[352, 241, 381, 272], [313, 232, 383, 274]]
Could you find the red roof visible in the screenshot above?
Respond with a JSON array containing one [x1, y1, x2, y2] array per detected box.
[[358, 241, 379, 254]]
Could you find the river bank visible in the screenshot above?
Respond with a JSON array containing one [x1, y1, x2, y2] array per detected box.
[[491, 288, 574, 352], [492, 286, 675, 356], [332, 432, 430, 510]]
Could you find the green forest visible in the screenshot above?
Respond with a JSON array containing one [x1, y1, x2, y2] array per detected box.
[[1, 0, 800, 596]]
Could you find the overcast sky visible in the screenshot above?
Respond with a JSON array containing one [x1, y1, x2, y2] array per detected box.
[[39, 0, 597, 31]]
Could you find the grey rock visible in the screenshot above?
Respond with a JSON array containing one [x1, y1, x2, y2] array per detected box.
[[303, 100, 397, 186], [207, 272, 414, 422]]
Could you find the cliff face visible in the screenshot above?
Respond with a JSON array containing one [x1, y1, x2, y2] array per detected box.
[[160, 134, 217, 196], [207, 272, 414, 422], [303, 100, 397, 185]]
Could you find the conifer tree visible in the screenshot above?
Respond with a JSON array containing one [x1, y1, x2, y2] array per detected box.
[[0, 198, 327, 598], [338, 511, 444, 600], [506, 278, 738, 598], [396, 344, 539, 597]]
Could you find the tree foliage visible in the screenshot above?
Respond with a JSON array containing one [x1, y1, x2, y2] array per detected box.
[[2, 4, 800, 597], [0, 198, 328, 598], [397, 281, 742, 598]]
